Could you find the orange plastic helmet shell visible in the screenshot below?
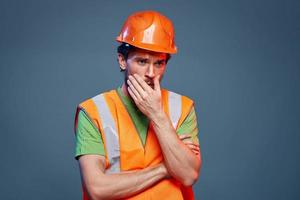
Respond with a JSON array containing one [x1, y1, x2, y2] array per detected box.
[[116, 10, 177, 54]]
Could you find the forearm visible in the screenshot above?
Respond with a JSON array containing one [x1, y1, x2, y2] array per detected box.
[[83, 163, 166, 200], [125, 74, 201, 186], [150, 111, 201, 186]]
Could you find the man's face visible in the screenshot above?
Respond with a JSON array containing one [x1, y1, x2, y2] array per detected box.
[[121, 48, 168, 89]]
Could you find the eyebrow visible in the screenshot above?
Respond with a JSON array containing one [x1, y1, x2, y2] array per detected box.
[[134, 57, 166, 63], [134, 57, 149, 61], [154, 59, 166, 64]]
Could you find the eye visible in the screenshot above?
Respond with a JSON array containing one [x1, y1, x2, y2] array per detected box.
[[137, 59, 147, 66], [155, 61, 166, 68]]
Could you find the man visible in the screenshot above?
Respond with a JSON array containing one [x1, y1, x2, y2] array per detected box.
[[74, 10, 202, 200]]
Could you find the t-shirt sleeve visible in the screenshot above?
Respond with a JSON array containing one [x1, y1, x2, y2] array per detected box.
[[74, 109, 106, 159], [176, 106, 200, 145]]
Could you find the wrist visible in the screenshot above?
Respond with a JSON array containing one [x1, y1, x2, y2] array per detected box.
[[150, 110, 167, 127], [157, 163, 169, 178]]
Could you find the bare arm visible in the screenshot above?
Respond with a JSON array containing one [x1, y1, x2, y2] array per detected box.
[[150, 111, 201, 186], [78, 155, 168, 200], [127, 74, 202, 186]]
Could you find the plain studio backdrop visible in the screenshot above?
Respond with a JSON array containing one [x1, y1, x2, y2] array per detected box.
[[0, 0, 299, 199]]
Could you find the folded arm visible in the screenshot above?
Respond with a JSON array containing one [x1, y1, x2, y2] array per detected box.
[[127, 74, 202, 187], [150, 112, 201, 186], [78, 155, 168, 200]]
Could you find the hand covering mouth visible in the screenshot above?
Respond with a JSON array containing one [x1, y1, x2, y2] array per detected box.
[[145, 81, 154, 88], [146, 81, 154, 85]]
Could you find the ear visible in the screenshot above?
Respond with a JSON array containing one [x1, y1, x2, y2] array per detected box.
[[117, 53, 127, 70]]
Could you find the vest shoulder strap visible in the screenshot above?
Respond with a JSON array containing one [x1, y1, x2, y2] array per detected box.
[[91, 90, 120, 173], [77, 90, 120, 173], [168, 90, 182, 129], [164, 89, 194, 130]]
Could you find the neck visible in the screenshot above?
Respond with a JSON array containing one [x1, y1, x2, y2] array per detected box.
[[121, 83, 130, 97]]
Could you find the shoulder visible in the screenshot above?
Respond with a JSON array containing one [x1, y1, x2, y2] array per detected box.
[[74, 89, 117, 130], [78, 89, 117, 108], [161, 88, 194, 105]]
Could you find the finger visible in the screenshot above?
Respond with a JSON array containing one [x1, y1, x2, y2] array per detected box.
[[129, 75, 147, 98], [133, 74, 152, 92], [179, 134, 192, 140], [191, 146, 200, 152], [154, 75, 161, 91], [183, 141, 200, 148], [183, 143, 200, 151], [187, 146, 200, 154], [192, 150, 200, 155], [190, 147, 200, 152], [185, 143, 200, 150], [181, 139, 199, 146], [127, 79, 142, 101], [185, 144, 200, 154], [128, 87, 138, 101]]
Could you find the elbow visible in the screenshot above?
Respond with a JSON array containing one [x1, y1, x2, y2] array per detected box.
[[86, 184, 109, 200], [182, 158, 201, 187], [182, 171, 199, 187], [86, 185, 101, 200]]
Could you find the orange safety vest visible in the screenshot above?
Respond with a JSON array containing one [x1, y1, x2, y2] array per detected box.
[[76, 88, 195, 200]]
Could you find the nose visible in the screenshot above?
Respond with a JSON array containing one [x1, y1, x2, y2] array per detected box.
[[145, 64, 155, 79]]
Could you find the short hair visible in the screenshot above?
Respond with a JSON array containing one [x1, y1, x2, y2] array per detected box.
[[117, 43, 171, 62]]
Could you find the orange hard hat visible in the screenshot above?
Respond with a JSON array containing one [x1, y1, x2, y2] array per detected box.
[[116, 10, 177, 54]]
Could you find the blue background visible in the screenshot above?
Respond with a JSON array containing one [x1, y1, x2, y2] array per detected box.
[[1, 0, 299, 199]]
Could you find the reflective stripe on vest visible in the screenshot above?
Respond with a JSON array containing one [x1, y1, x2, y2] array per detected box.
[[92, 91, 182, 173], [92, 94, 120, 173], [168, 91, 182, 129]]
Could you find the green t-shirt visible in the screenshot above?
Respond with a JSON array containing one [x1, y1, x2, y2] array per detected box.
[[75, 87, 199, 159]]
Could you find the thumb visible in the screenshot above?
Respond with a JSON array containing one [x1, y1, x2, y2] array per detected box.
[[154, 75, 161, 91]]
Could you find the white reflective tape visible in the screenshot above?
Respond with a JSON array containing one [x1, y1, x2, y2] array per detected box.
[[105, 157, 120, 174], [168, 91, 182, 129], [92, 94, 120, 173]]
